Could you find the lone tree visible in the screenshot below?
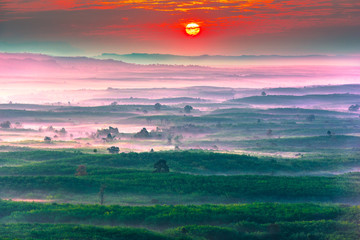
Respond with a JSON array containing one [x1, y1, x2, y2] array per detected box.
[[44, 136, 52, 143], [0, 121, 11, 129], [349, 104, 360, 111], [153, 159, 169, 173], [184, 105, 193, 113], [261, 91, 267, 96], [107, 146, 120, 154], [327, 130, 332, 137], [154, 103, 162, 111], [75, 165, 87, 176]]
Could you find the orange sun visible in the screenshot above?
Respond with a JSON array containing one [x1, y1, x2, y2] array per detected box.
[[185, 22, 200, 36]]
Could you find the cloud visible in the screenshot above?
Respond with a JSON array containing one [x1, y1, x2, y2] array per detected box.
[[0, 0, 359, 55]]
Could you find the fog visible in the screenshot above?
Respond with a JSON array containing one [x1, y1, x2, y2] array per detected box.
[[1, 53, 360, 104]]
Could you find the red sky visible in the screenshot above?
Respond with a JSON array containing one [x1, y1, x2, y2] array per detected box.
[[1, 0, 360, 56]]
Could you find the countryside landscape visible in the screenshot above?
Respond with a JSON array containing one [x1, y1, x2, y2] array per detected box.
[[1, 0, 360, 239]]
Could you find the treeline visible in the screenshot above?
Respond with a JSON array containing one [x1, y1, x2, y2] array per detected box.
[[0, 173, 359, 201], [1, 150, 359, 174], [0, 221, 357, 240]]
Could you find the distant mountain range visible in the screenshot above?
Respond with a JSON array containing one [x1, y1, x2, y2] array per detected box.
[[96, 53, 360, 66]]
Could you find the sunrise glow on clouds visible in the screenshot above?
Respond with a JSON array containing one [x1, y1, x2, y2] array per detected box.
[[1, 0, 360, 56]]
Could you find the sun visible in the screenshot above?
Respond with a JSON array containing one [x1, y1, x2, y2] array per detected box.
[[185, 22, 200, 36]]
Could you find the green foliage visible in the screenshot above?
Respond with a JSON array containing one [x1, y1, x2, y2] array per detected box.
[[0, 150, 360, 203], [0, 201, 345, 228], [0, 149, 359, 239], [2, 150, 359, 175], [0, 201, 358, 240], [0, 223, 171, 240]]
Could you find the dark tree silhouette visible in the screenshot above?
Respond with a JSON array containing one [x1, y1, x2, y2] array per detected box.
[[184, 105, 193, 113], [154, 103, 161, 111], [75, 165, 87, 176], [59, 128, 67, 135], [97, 126, 119, 137], [327, 130, 332, 136], [349, 104, 359, 111], [134, 128, 150, 138], [44, 136, 52, 143], [261, 91, 267, 96], [106, 133, 114, 141], [0, 121, 11, 129], [153, 159, 169, 173], [107, 146, 120, 154]]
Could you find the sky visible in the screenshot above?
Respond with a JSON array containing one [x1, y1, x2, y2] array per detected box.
[[0, 0, 360, 56]]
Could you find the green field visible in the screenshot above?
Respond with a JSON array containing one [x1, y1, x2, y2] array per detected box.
[[1, 86, 360, 239], [0, 201, 359, 239]]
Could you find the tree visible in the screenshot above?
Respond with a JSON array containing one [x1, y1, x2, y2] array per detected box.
[[59, 128, 67, 135], [107, 146, 119, 154], [349, 104, 360, 111], [75, 165, 87, 176], [97, 126, 119, 137], [0, 121, 11, 129], [110, 101, 118, 106], [153, 159, 169, 173], [106, 133, 114, 141], [134, 128, 150, 138], [44, 136, 52, 143], [154, 103, 161, 111], [327, 130, 332, 137], [261, 91, 267, 96], [184, 105, 193, 113]]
